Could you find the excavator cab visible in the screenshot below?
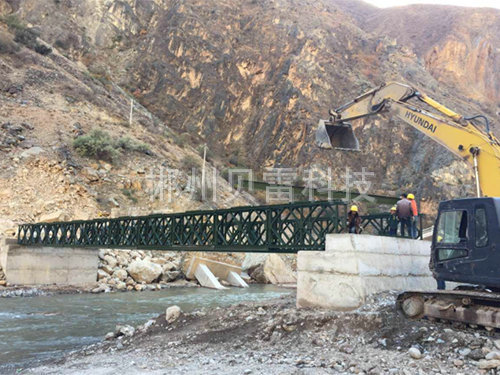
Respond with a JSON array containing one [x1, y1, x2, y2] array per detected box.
[[431, 197, 500, 289], [315, 119, 360, 151]]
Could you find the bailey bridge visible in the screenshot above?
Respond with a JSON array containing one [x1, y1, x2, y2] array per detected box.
[[1, 200, 427, 291], [16, 200, 423, 253]]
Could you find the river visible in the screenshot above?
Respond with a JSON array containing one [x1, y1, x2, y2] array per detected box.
[[0, 285, 291, 371]]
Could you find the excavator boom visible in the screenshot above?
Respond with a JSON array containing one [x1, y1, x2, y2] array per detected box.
[[316, 82, 500, 329], [316, 82, 500, 197]]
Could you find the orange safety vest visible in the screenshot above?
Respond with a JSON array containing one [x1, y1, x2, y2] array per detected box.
[[410, 199, 418, 216]]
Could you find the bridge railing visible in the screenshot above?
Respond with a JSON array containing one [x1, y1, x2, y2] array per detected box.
[[17, 200, 348, 253], [360, 213, 424, 240]]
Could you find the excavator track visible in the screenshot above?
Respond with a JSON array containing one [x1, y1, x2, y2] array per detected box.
[[397, 290, 500, 330]]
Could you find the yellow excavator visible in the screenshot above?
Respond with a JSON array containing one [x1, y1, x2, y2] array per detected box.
[[316, 82, 500, 328]]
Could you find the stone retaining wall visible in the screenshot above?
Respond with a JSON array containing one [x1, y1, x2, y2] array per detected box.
[[297, 234, 435, 310]]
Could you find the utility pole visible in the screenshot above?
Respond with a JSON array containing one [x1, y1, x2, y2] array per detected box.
[[129, 99, 134, 126], [201, 144, 207, 200]]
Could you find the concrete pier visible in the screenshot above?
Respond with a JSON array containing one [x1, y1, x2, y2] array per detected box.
[[297, 234, 435, 310], [0, 238, 98, 285]]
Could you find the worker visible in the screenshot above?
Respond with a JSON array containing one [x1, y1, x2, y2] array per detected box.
[[347, 205, 361, 234], [396, 193, 412, 237], [388, 206, 398, 236], [408, 193, 419, 239]]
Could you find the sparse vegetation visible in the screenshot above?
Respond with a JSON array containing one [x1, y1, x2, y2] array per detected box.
[[193, 185, 214, 202], [181, 154, 200, 171], [73, 129, 151, 163], [0, 15, 52, 55], [0, 15, 24, 30], [121, 188, 138, 204], [227, 145, 249, 167], [114, 136, 151, 154], [169, 131, 190, 148]]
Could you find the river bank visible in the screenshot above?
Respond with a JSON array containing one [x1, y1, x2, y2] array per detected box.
[[0, 285, 291, 372], [21, 292, 500, 374]]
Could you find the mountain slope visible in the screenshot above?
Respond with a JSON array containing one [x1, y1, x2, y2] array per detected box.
[[2, 0, 498, 218]]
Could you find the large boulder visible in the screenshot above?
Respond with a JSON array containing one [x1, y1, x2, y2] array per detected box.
[[127, 259, 162, 284], [242, 254, 296, 284]]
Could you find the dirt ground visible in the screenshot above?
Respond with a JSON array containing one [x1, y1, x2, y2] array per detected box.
[[19, 291, 500, 375]]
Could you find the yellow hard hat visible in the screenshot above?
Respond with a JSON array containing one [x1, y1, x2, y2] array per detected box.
[[350, 205, 358, 212], [437, 235, 443, 242], [408, 193, 415, 200], [390, 206, 397, 211]]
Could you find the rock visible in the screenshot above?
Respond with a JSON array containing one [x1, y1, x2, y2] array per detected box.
[[130, 250, 141, 259], [103, 255, 117, 268], [134, 284, 145, 291], [478, 359, 500, 369], [127, 285, 134, 291], [115, 281, 127, 290], [39, 210, 67, 223], [20, 147, 45, 159], [458, 348, 471, 357], [104, 332, 115, 340], [242, 254, 296, 284], [468, 348, 484, 361], [453, 359, 464, 367], [116, 325, 135, 337], [101, 265, 114, 275], [493, 340, 500, 350], [82, 167, 99, 182], [162, 270, 180, 282], [115, 255, 128, 267], [166, 305, 181, 324], [162, 261, 177, 272], [98, 249, 107, 260], [91, 284, 110, 293], [152, 258, 167, 265], [127, 259, 162, 283], [97, 269, 108, 280], [486, 351, 500, 360], [125, 277, 135, 286], [408, 347, 422, 359], [113, 269, 128, 281]]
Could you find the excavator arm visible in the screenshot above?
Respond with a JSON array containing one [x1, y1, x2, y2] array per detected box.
[[316, 82, 500, 197]]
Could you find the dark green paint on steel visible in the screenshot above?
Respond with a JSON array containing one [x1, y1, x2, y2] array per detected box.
[[17, 200, 422, 253]]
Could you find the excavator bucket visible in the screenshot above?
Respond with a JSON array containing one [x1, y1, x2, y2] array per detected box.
[[315, 119, 360, 151]]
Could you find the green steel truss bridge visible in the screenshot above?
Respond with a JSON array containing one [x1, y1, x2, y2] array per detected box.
[[17, 200, 423, 253]]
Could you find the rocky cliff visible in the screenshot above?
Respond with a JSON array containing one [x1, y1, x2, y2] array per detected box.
[[1, 0, 498, 224]]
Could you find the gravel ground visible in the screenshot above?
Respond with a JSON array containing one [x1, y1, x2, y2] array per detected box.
[[21, 292, 500, 374]]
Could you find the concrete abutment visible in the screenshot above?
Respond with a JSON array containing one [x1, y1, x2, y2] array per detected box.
[[0, 238, 98, 285], [297, 234, 435, 310]]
